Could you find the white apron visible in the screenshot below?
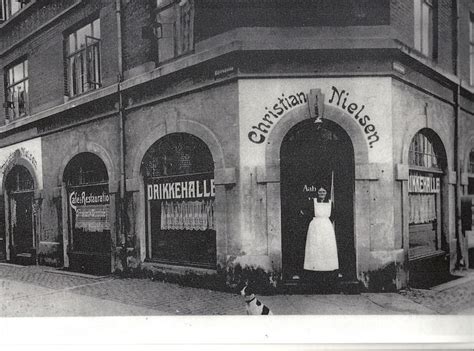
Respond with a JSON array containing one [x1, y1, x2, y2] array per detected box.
[[303, 199, 339, 271]]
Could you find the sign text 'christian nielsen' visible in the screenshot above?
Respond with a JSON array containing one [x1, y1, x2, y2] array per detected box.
[[247, 86, 380, 148]]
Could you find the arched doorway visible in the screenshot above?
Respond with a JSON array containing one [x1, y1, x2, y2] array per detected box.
[[141, 133, 216, 268], [280, 119, 355, 283], [407, 129, 448, 287], [5, 165, 36, 264], [64, 152, 111, 275]]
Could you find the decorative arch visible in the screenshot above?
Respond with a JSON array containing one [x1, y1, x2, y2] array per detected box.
[[131, 119, 225, 180], [265, 104, 370, 169], [1, 156, 39, 194], [57, 142, 116, 187]]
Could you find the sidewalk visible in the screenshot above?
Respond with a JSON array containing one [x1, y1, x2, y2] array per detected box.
[[0, 263, 472, 316]]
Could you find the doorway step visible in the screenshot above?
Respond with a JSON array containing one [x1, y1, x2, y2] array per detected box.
[[13, 251, 36, 266], [280, 278, 360, 295]]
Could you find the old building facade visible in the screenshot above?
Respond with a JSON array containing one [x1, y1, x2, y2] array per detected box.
[[0, 0, 473, 292]]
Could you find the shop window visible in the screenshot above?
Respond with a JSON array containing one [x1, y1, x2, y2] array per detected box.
[[0, 0, 31, 22], [408, 130, 446, 259], [155, 0, 194, 63], [142, 133, 216, 268], [414, 0, 434, 57], [64, 153, 111, 275], [65, 18, 101, 97], [4, 59, 28, 121]]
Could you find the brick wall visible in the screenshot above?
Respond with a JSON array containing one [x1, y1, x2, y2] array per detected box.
[[457, 1, 474, 84], [0, 0, 118, 125], [391, 0, 454, 74], [122, 0, 156, 71]]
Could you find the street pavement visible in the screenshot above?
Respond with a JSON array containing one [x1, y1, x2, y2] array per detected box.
[[0, 263, 473, 316]]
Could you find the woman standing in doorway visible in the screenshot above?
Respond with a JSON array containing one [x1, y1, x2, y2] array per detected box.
[[304, 186, 339, 272]]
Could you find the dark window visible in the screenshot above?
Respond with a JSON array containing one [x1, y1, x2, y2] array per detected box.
[[469, 149, 474, 174], [4, 59, 28, 121], [65, 19, 101, 97], [155, 0, 194, 63], [142, 133, 216, 268], [414, 0, 434, 57], [6, 165, 34, 192]]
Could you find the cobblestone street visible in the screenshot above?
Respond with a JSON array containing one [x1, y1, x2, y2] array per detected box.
[[0, 263, 473, 316]]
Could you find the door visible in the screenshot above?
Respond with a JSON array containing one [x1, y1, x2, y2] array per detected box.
[[280, 119, 355, 282], [10, 191, 34, 254]]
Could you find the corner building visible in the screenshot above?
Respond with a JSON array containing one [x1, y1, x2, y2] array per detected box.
[[0, 0, 473, 292]]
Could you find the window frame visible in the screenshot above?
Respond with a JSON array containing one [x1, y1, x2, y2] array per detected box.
[[4, 57, 29, 121], [155, 0, 194, 64], [414, 0, 435, 58], [468, 149, 474, 174], [0, 0, 31, 22], [64, 18, 102, 98]]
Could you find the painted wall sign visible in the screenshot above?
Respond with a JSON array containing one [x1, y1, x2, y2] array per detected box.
[[246, 86, 380, 148], [69, 189, 110, 232], [409, 174, 441, 193], [247, 92, 308, 144], [147, 175, 215, 201], [328, 86, 380, 148], [75, 205, 110, 232], [69, 191, 110, 211]]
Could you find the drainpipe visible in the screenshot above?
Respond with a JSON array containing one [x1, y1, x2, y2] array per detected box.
[[453, 0, 465, 269], [116, 0, 127, 250]]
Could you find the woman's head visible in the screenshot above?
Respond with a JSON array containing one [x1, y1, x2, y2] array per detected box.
[[317, 187, 327, 201]]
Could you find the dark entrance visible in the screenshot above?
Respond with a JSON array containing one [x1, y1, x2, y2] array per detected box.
[[64, 153, 111, 275], [6, 165, 36, 264], [280, 119, 356, 284]]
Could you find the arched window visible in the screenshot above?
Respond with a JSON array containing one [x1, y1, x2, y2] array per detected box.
[[408, 130, 446, 259], [409, 130, 446, 170], [64, 153, 110, 275], [142, 133, 216, 268]]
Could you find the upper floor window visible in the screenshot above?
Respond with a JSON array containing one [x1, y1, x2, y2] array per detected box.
[[469, 149, 474, 174], [155, 0, 194, 63], [4, 59, 28, 120], [414, 0, 434, 57], [65, 18, 101, 97], [0, 0, 31, 22]]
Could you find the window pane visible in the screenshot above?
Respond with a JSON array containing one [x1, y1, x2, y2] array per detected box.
[[13, 63, 23, 82], [68, 33, 76, 54], [421, 3, 431, 56], [76, 24, 92, 49], [92, 18, 100, 38], [414, 0, 422, 50], [10, 0, 21, 15]]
